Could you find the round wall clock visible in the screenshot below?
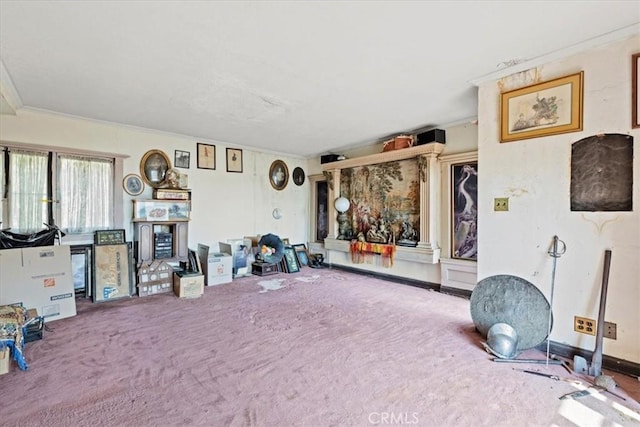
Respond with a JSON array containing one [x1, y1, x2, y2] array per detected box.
[[292, 167, 305, 186]]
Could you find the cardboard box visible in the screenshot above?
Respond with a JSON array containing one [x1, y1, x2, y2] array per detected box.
[[26, 308, 38, 320], [0, 245, 76, 322], [206, 254, 233, 286], [197, 244, 233, 286], [173, 272, 204, 298], [0, 347, 10, 375], [222, 240, 251, 278]]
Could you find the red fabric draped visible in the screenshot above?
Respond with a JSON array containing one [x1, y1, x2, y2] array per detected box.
[[349, 241, 396, 268]]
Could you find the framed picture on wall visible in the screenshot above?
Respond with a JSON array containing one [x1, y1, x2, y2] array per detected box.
[[269, 160, 289, 190], [197, 143, 216, 170], [292, 167, 305, 186], [451, 162, 478, 260], [174, 150, 190, 169], [226, 148, 243, 173], [500, 72, 583, 142], [123, 174, 144, 196]]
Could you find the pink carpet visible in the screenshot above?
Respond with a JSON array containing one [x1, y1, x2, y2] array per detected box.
[[1, 269, 638, 426]]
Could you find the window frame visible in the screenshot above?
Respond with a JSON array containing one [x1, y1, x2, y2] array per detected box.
[[1, 140, 127, 243]]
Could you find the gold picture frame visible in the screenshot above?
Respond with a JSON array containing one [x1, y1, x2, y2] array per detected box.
[[500, 71, 583, 143], [632, 53, 639, 129], [269, 160, 289, 190], [140, 150, 172, 188]]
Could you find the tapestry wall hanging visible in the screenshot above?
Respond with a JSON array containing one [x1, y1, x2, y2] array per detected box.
[[339, 159, 420, 246]]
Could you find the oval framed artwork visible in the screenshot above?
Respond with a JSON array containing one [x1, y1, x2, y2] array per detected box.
[[269, 160, 289, 191], [123, 173, 145, 196], [292, 167, 305, 186], [140, 149, 172, 188]]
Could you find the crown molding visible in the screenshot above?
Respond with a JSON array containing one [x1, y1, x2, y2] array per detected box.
[[0, 58, 23, 112], [15, 106, 306, 159], [470, 24, 640, 86]]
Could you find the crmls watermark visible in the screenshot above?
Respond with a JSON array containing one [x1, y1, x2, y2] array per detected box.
[[368, 412, 419, 425]]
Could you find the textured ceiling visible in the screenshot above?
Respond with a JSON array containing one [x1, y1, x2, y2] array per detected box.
[[1, 1, 638, 157]]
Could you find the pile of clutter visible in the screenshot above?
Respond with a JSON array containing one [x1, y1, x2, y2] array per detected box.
[[470, 251, 628, 402]]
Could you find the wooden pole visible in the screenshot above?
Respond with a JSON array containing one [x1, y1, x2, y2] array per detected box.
[[590, 249, 611, 377]]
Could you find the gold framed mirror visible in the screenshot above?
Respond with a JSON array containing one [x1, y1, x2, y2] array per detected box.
[[140, 150, 172, 188], [269, 159, 289, 191]]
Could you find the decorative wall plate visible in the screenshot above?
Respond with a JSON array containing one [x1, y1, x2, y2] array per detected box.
[[123, 174, 144, 196]]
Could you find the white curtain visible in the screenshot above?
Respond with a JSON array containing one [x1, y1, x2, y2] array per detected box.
[[59, 154, 113, 233], [9, 150, 48, 233]]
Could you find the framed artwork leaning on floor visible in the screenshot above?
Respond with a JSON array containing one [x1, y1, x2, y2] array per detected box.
[[292, 244, 309, 267], [282, 246, 300, 273]]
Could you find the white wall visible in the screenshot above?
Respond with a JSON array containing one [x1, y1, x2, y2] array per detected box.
[[0, 109, 311, 249], [477, 35, 639, 363]]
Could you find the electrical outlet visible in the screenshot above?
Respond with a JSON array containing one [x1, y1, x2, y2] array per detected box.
[[574, 316, 596, 336], [494, 197, 509, 211], [604, 321, 617, 340]]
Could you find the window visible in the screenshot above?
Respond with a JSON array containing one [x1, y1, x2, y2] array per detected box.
[[2, 148, 48, 232], [58, 154, 114, 233], [1, 145, 123, 239]]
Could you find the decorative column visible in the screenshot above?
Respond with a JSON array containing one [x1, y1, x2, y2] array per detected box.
[[323, 169, 341, 239], [417, 152, 441, 255]]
